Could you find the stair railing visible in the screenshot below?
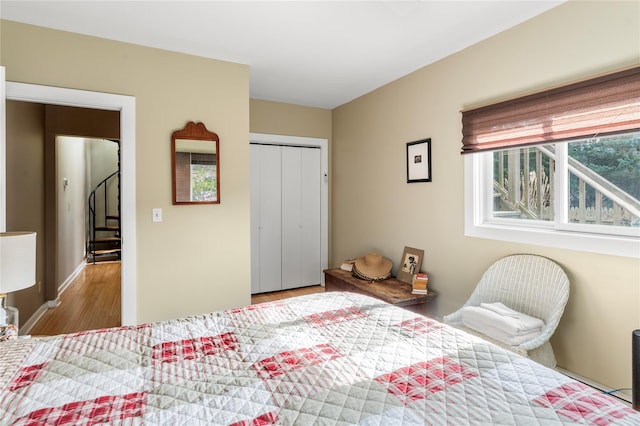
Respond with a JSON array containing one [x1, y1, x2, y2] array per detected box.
[[494, 146, 640, 226], [87, 170, 119, 262]]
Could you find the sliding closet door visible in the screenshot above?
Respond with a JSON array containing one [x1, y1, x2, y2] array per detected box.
[[281, 146, 321, 289], [250, 144, 282, 293]]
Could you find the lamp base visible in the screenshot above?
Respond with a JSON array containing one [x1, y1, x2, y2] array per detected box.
[[0, 294, 19, 341]]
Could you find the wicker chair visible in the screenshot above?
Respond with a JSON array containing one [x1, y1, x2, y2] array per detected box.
[[443, 254, 570, 367]]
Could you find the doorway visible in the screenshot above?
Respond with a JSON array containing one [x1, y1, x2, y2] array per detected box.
[[6, 104, 121, 334], [2, 80, 137, 327]]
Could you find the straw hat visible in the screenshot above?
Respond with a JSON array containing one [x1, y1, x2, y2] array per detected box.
[[353, 252, 392, 281]]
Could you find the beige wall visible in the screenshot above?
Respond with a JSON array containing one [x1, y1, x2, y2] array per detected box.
[[5, 101, 46, 322], [250, 99, 331, 140], [332, 1, 639, 392], [1, 20, 251, 323]]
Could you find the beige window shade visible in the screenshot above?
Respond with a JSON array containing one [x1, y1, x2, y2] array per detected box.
[[461, 67, 640, 154]]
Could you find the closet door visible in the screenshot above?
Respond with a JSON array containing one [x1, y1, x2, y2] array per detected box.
[[250, 144, 282, 293], [300, 147, 321, 286], [281, 147, 302, 289], [249, 144, 261, 294], [281, 146, 321, 289]]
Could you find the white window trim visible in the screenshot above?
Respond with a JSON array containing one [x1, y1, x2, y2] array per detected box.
[[464, 154, 640, 259]]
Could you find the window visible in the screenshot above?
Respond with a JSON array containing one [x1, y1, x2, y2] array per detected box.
[[463, 68, 640, 258]]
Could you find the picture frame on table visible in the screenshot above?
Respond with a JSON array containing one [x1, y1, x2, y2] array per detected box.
[[396, 246, 424, 284], [406, 138, 432, 183]]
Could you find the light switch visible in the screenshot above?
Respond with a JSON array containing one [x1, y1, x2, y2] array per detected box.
[[152, 208, 162, 222]]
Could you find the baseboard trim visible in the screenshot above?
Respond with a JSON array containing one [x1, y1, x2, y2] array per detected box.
[[59, 261, 86, 295], [46, 299, 61, 309], [555, 367, 632, 405], [20, 261, 86, 336], [19, 303, 49, 336]]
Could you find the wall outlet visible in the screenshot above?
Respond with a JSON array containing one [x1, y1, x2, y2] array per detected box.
[[152, 208, 162, 223]]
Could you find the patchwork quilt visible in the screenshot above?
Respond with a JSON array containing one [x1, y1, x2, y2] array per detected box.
[[0, 292, 638, 425]]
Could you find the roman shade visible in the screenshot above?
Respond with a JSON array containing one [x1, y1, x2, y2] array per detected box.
[[461, 67, 640, 154]]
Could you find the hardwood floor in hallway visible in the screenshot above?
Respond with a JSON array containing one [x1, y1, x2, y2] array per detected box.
[[29, 261, 121, 336], [28, 260, 324, 336]]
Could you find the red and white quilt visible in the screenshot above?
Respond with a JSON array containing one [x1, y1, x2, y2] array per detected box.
[[0, 292, 638, 425]]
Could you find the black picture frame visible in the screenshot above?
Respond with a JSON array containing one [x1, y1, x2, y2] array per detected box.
[[406, 138, 432, 183]]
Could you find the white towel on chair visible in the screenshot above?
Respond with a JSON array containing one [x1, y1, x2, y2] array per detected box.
[[480, 302, 521, 318], [461, 319, 542, 346], [460, 305, 544, 336]]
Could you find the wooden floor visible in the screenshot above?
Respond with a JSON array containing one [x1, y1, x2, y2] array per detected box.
[[29, 261, 324, 336], [29, 261, 122, 336], [251, 285, 324, 304]]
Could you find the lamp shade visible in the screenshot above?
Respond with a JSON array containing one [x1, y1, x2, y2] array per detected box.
[[0, 232, 36, 293]]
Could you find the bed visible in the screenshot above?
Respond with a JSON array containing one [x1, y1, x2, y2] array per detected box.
[[0, 292, 637, 425]]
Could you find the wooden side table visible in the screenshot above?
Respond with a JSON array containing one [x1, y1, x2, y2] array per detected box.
[[323, 268, 437, 317]]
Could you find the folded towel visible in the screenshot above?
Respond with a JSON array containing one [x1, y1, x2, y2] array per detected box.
[[460, 305, 544, 336], [462, 318, 542, 346], [480, 302, 521, 318], [480, 303, 544, 332]]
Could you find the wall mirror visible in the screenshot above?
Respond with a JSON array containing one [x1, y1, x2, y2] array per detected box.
[[172, 121, 220, 204]]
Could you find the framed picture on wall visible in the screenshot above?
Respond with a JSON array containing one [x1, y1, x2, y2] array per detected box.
[[396, 246, 424, 284], [406, 138, 432, 183]]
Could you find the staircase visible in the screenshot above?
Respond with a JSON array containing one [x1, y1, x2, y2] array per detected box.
[[87, 170, 121, 263], [87, 143, 121, 263], [493, 145, 640, 225]]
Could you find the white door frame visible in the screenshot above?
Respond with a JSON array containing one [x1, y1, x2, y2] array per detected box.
[[1, 75, 137, 326], [0, 67, 6, 231], [249, 133, 328, 286]]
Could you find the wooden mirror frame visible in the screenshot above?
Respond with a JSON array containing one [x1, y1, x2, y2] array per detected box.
[[171, 121, 220, 205]]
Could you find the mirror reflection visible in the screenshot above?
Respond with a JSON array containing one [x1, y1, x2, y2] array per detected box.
[[172, 122, 220, 204]]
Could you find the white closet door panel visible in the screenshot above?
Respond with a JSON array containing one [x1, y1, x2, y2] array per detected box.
[[258, 145, 282, 293], [301, 148, 322, 286], [249, 145, 261, 293], [281, 146, 302, 289]]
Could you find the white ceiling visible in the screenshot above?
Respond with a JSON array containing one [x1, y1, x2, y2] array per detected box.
[[0, 1, 564, 109]]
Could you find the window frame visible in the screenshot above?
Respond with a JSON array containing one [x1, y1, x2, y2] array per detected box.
[[464, 149, 640, 259]]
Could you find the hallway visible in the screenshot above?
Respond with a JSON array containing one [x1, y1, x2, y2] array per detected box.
[[29, 261, 121, 336]]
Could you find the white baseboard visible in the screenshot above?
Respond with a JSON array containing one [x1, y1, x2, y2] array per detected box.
[[555, 367, 632, 405], [59, 261, 86, 295], [20, 261, 86, 336], [19, 302, 49, 335], [46, 299, 61, 308]]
